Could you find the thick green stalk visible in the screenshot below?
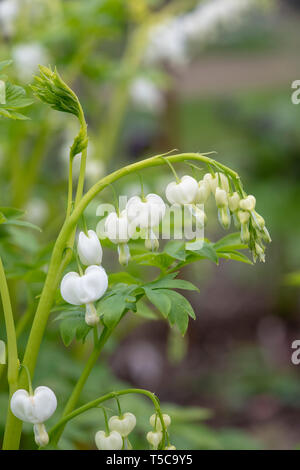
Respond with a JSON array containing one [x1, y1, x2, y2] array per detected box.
[[49, 388, 167, 448], [0, 256, 20, 450]]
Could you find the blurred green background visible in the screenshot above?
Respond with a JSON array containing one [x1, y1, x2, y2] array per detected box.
[[1, 0, 300, 450]]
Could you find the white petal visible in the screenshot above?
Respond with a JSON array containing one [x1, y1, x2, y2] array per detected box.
[[77, 230, 102, 266], [60, 271, 82, 305]]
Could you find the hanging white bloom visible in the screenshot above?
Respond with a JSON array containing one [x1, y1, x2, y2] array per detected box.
[[149, 413, 171, 432], [203, 172, 229, 194], [77, 230, 103, 266], [215, 187, 228, 208], [239, 195, 256, 212], [10, 386, 57, 424], [105, 210, 131, 244], [12, 42, 48, 82], [238, 210, 250, 243], [165, 175, 198, 205], [146, 430, 163, 449], [126, 194, 165, 228], [60, 266, 108, 326], [146, 19, 187, 66], [194, 179, 210, 204], [109, 412, 136, 437], [95, 430, 123, 450], [228, 192, 240, 212], [130, 77, 165, 114]]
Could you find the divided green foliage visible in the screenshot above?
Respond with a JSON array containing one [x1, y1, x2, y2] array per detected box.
[[0, 60, 33, 120], [0, 206, 41, 232], [55, 308, 91, 347]]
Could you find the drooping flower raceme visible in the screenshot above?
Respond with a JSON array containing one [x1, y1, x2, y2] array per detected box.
[[109, 412, 137, 437], [10, 386, 57, 447], [105, 210, 132, 265], [95, 430, 123, 450], [60, 265, 108, 326], [126, 193, 165, 251], [77, 230, 103, 266]]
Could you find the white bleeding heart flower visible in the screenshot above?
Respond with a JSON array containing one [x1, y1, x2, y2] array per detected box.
[[109, 412, 136, 437], [228, 192, 240, 212], [95, 430, 123, 450], [203, 172, 229, 194], [126, 194, 165, 228], [10, 386, 57, 424], [146, 430, 162, 449], [60, 265, 108, 306], [165, 175, 198, 205], [77, 230, 103, 266], [194, 179, 210, 204], [105, 210, 131, 244], [239, 195, 256, 212], [149, 413, 171, 431], [215, 187, 228, 208]]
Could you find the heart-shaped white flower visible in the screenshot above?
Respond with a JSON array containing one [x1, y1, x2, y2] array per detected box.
[[105, 210, 132, 244], [165, 175, 198, 205], [146, 430, 162, 449], [149, 413, 171, 431], [126, 194, 165, 228], [95, 430, 123, 450], [60, 265, 108, 306], [109, 412, 136, 437], [239, 195, 256, 212], [10, 386, 57, 424], [77, 230, 102, 266]]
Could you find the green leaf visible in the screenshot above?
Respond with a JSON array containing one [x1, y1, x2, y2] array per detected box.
[[144, 288, 172, 318], [135, 299, 158, 320], [145, 275, 198, 292], [186, 241, 218, 264], [165, 290, 196, 321], [108, 271, 142, 286], [2, 219, 42, 232], [97, 291, 129, 329], [163, 240, 186, 261], [217, 250, 252, 265], [132, 252, 174, 270], [214, 232, 247, 251], [0, 207, 25, 221], [4, 81, 33, 109], [58, 310, 90, 347]]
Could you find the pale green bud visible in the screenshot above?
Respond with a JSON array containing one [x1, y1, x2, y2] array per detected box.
[[228, 192, 240, 212], [164, 445, 176, 450], [251, 211, 265, 231], [240, 222, 250, 244], [85, 303, 99, 326], [150, 413, 171, 431], [147, 431, 162, 449], [0, 340, 6, 364], [215, 188, 228, 208], [34, 423, 49, 448], [255, 242, 265, 263], [239, 195, 256, 212]]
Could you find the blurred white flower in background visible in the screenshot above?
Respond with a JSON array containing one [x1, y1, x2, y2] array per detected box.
[[0, 0, 19, 37], [130, 77, 165, 114], [146, 0, 256, 66], [12, 42, 48, 82], [26, 198, 49, 226]]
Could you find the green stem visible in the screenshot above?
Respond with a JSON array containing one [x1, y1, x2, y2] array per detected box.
[[50, 326, 112, 445], [0, 256, 20, 450], [49, 388, 167, 448]]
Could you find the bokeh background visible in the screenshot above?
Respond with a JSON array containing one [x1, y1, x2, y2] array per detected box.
[[1, 0, 300, 450]]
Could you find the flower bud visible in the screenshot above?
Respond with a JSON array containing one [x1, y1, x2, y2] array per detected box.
[[165, 175, 198, 205], [0, 340, 6, 364], [239, 195, 256, 212], [215, 188, 228, 208], [77, 230, 102, 266], [109, 412, 136, 437], [60, 265, 108, 306], [34, 423, 49, 447], [254, 242, 265, 263], [228, 192, 240, 212], [195, 179, 210, 204], [11, 386, 57, 424], [95, 430, 123, 450], [145, 230, 159, 251], [146, 431, 162, 449], [203, 172, 229, 194], [218, 207, 231, 230], [85, 303, 99, 326], [164, 445, 176, 450], [251, 211, 265, 231], [149, 413, 171, 431], [240, 222, 250, 244]]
